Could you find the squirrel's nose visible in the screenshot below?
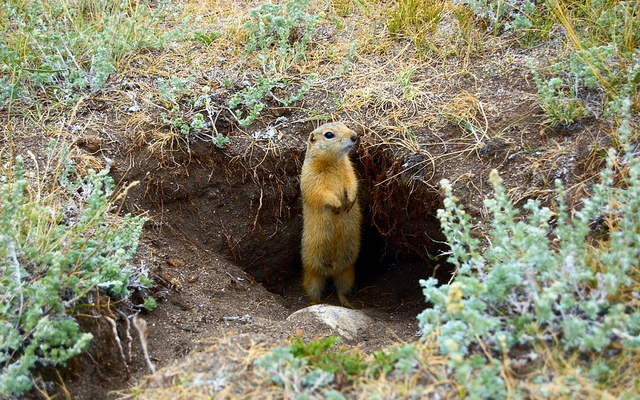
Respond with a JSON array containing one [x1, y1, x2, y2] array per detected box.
[[350, 132, 357, 143]]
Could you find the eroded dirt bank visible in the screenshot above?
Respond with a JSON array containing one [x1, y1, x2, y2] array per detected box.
[[33, 115, 451, 399], [116, 115, 450, 305]]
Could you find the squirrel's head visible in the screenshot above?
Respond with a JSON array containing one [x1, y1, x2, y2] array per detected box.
[[307, 122, 358, 158]]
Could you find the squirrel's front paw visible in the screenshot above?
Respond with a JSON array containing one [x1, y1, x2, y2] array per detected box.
[[342, 189, 356, 213]]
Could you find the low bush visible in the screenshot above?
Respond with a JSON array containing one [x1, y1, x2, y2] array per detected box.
[[420, 100, 640, 398], [0, 143, 148, 397], [255, 335, 425, 398], [453, 0, 554, 40], [528, 0, 639, 127]]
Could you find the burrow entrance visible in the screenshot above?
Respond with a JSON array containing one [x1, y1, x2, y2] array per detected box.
[[117, 119, 452, 316]]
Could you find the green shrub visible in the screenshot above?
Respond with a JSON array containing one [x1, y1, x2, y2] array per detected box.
[[289, 335, 366, 378], [529, 45, 639, 126], [528, 59, 588, 126], [159, 109, 230, 147], [419, 100, 640, 398], [157, 77, 196, 109], [243, 0, 318, 72], [371, 344, 420, 376], [455, 0, 639, 125], [143, 296, 158, 311], [0, 143, 147, 397], [255, 334, 426, 397], [255, 340, 336, 397], [528, 0, 640, 126], [256, 335, 371, 397], [191, 31, 221, 45], [453, 0, 554, 40]]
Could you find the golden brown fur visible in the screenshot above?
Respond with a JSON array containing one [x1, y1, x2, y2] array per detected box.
[[300, 122, 362, 308]]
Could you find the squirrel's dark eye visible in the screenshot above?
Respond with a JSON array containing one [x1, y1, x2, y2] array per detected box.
[[324, 131, 335, 139]]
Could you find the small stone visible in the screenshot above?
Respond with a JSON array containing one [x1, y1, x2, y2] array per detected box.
[[286, 304, 374, 341]]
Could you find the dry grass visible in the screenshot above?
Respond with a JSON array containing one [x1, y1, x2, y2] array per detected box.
[[122, 0, 507, 155], [118, 333, 456, 399], [125, 327, 636, 399]]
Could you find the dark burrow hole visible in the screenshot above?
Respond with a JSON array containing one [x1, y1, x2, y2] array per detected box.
[[119, 126, 454, 317]]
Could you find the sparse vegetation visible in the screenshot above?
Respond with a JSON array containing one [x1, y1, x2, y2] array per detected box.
[[528, 0, 640, 129], [0, 0, 188, 107], [528, 59, 588, 126], [453, 0, 555, 40], [191, 30, 221, 45], [229, 0, 319, 126], [253, 335, 433, 398]]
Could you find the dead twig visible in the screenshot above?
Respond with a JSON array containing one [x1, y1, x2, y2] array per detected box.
[[105, 316, 130, 379], [133, 315, 157, 377]]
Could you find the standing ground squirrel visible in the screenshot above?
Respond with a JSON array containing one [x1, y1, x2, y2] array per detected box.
[[300, 122, 362, 308]]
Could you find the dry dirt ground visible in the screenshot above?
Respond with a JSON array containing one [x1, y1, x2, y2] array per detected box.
[[5, 2, 622, 398]]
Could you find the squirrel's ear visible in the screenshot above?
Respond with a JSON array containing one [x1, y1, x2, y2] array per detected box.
[[308, 132, 316, 143]]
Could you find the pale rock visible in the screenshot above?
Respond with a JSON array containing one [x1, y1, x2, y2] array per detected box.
[[287, 304, 374, 341]]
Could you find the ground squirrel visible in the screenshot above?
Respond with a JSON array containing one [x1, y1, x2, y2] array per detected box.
[[300, 122, 362, 308]]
